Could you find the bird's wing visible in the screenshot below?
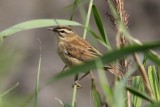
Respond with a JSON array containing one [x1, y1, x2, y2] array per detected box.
[[65, 36, 101, 62], [104, 65, 124, 77]]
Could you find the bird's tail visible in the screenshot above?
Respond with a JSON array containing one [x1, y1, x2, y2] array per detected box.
[[104, 65, 124, 77], [104, 64, 139, 79]]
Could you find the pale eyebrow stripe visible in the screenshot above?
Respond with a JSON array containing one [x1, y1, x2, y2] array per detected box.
[[59, 29, 72, 34]]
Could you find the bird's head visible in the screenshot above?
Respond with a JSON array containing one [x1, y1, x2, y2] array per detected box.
[[47, 26, 74, 39]]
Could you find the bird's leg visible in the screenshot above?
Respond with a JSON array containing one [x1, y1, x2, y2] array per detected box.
[[73, 74, 81, 88], [72, 71, 94, 88], [62, 65, 67, 73], [73, 71, 90, 88], [80, 71, 94, 80], [89, 71, 94, 80], [74, 74, 79, 81], [78, 72, 90, 81]]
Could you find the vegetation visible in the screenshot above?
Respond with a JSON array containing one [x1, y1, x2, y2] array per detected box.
[[0, 0, 160, 107]]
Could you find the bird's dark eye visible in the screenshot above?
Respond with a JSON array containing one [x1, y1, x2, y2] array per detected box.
[[60, 30, 65, 33]]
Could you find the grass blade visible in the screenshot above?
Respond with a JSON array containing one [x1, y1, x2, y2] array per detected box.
[[146, 52, 160, 66], [148, 66, 160, 101], [66, 0, 86, 20], [126, 87, 155, 103], [113, 82, 125, 107], [145, 101, 160, 107], [91, 79, 102, 107], [131, 77, 144, 107], [35, 38, 42, 107], [92, 5, 111, 50], [71, 85, 77, 107], [95, 58, 113, 107], [85, 27, 110, 48], [82, 0, 93, 39], [1, 82, 19, 97], [113, 64, 137, 107], [0, 19, 82, 38]]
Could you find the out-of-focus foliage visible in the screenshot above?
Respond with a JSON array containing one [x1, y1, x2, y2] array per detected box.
[[0, 46, 23, 77]]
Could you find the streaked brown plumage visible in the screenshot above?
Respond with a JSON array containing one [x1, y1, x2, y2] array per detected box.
[[53, 26, 101, 66], [48, 26, 123, 87]]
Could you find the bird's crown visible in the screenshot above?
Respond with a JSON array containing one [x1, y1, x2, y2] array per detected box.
[[53, 26, 72, 32]]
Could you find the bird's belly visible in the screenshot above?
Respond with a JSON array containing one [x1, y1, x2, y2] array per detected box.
[[57, 45, 82, 67]]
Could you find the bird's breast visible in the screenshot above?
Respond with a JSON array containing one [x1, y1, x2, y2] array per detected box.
[[57, 42, 67, 61], [57, 42, 82, 66]]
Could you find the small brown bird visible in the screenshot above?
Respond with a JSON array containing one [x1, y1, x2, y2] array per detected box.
[[47, 26, 122, 87]]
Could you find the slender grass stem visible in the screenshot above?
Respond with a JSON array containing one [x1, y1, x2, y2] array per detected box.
[[127, 83, 131, 107], [35, 38, 42, 107], [133, 53, 154, 99], [83, 0, 93, 39], [72, 85, 77, 107], [71, 0, 93, 106], [1, 82, 19, 97]]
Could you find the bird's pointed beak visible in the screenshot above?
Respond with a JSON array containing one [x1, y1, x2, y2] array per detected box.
[[47, 28, 53, 31], [47, 28, 57, 32]]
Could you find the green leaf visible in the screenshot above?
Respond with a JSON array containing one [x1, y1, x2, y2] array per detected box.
[[148, 66, 160, 101], [85, 27, 110, 48], [48, 41, 160, 83], [143, 55, 148, 67], [131, 77, 144, 107], [112, 65, 137, 107], [95, 59, 113, 106], [157, 66, 160, 82], [126, 87, 155, 103], [146, 52, 160, 66], [35, 42, 42, 107], [64, 104, 72, 107], [0, 19, 82, 38], [64, 103, 73, 107], [64, 0, 86, 10], [92, 5, 111, 50], [91, 79, 102, 107], [113, 82, 125, 107], [113, 65, 138, 107], [65, 0, 86, 20], [145, 102, 160, 107], [65, 0, 84, 9]]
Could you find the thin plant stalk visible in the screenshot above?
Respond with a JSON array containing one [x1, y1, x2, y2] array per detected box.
[[35, 38, 42, 107], [71, 0, 93, 106], [127, 82, 131, 107], [72, 85, 77, 107], [133, 53, 154, 99], [95, 59, 113, 107], [1, 82, 19, 97], [83, 0, 93, 39]]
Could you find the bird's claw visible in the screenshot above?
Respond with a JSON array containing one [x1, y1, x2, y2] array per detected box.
[[72, 81, 82, 89]]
